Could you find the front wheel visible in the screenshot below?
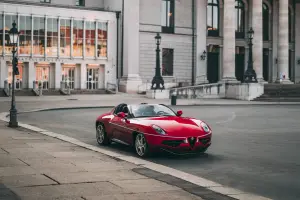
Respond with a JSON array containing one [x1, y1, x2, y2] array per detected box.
[[96, 123, 111, 145], [134, 133, 150, 157]]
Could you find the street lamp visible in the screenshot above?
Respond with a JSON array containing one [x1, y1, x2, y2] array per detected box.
[[151, 33, 165, 90], [243, 27, 257, 83], [8, 21, 20, 128]]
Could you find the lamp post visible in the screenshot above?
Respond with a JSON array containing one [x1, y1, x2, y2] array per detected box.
[[8, 21, 20, 128], [151, 33, 165, 90], [243, 27, 257, 83]]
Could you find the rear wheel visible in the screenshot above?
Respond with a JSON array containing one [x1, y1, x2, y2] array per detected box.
[[96, 123, 111, 145], [134, 133, 150, 157]]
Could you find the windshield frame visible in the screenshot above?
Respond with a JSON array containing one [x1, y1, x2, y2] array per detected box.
[[128, 104, 177, 118]]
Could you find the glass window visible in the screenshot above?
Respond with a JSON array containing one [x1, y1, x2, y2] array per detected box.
[[161, 0, 174, 33], [262, 3, 269, 41], [129, 104, 176, 118], [207, 0, 219, 37], [0, 14, 3, 54], [40, 0, 51, 3], [289, 7, 292, 42], [73, 20, 83, 57], [85, 21, 95, 57], [97, 22, 107, 58], [46, 18, 58, 57], [235, 0, 245, 38], [19, 16, 32, 55], [33, 16, 45, 55], [162, 48, 174, 76], [60, 19, 71, 57], [76, 0, 85, 6], [4, 15, 17, 55]]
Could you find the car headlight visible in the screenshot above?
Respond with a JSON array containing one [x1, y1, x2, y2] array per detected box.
[[200, 122, 210, 133], [152, 125, 166, 135]]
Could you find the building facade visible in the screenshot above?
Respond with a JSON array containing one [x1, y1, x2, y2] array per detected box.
[[0, 0, 299, 94]]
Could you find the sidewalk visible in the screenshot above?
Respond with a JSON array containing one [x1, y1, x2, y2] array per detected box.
[[0, 93, 298, 113], [0, 121, 236, 200]]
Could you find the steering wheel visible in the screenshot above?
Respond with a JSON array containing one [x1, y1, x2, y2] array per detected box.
[[157, 111, 167, 116]]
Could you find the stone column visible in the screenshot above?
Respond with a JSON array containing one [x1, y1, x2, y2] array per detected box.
[[195, 0, 208, 84], [277, 0, 292, 83], [28, 61, 36, 89], [295, 3, 300, 83], [0, 60, 5, 88], [80, 63, 87, 89], [272, 1, 279, 82], [252, 0, 263, 81], [119, 0, 142, 93], [55, 62, 62, 89], [222, 0, 237, 82]]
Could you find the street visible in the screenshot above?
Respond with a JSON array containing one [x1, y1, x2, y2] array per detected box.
[[18, 105, 300, 200]]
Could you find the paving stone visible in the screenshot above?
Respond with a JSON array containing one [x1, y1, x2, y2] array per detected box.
[[0, 148, 8, 154], [0, 186, 22, 200], [44, 169, 146, 184], [0, 155, 27, 167], [0, 166, 36, 177], [72, 160, 137, 172], [20, 196, 84, 200], [84, 190, 205, 200], [0, 174, 58, 187], [47, 150, 106, 158], [11, 182, 125, 197], [111, 178, 180, 193]]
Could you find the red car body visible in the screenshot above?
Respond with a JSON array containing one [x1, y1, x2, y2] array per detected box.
[[95, 103, 212, 156]]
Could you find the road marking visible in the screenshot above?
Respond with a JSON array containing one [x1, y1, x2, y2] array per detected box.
[[0, 111, 272, 200], [215, 112, 236, 124]]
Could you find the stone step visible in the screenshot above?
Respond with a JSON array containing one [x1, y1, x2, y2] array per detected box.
[[253, 97, 300, 102], [70, 89, 107, 95], [14, 90, 36, 96]]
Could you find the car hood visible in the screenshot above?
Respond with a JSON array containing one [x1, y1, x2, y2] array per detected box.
[[135, 116, 209, 137]]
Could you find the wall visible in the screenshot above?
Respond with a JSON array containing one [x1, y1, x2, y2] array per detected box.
[[14, 0, 104, 8], [139, 0, 193, 85]]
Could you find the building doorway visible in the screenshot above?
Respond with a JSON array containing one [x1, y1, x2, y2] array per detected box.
[[62, 66, 75, 89], [263, 48, 269, 82], [8, 64, 23, 90], [206, 45, 220, 83], [86, 68, 99, 90], [36, 66, 50, 90], [289, 49, 293, 82], [235, 47, 245, 82]]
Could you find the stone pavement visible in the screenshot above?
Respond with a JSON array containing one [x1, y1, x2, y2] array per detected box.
[[0, 120, 238, 200], [0, 93, 297, 113]]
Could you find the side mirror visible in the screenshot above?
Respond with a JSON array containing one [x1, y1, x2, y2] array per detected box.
[[117, 112, 126, 118], [176, 110, 183, 116]]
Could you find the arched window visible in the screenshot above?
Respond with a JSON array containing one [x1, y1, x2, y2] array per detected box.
[[288, 7, 292, 42], [235, 0, 245, 38], [262, 3, 269, 41], [207, 0, 219, 37]]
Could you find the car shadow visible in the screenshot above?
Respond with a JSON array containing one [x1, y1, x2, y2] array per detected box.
[[0, 184, 22, 200]]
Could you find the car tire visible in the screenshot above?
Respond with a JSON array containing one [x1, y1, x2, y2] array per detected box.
[[96, 123, 111, 146], [134, 133, 150, 157]]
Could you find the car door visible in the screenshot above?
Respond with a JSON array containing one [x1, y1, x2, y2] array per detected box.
[[109, 104, 124, 141]]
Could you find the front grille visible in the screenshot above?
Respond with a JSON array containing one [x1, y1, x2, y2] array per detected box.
[[162, 140, 184, 147], [199, 138, 210, 145], [188, 137, 196, 147]]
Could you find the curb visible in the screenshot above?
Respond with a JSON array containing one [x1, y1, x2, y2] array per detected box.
[[9, 102, 300, 115], [0, 112, 271, 200]]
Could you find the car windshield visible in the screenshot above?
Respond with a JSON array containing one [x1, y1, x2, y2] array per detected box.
[[129, 104, 176, 118]]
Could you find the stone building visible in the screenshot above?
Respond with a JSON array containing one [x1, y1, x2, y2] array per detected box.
[[0, 0, 298, 94]]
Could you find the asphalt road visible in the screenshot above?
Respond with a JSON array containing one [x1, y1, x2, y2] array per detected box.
[[17, 105, 300, 200]]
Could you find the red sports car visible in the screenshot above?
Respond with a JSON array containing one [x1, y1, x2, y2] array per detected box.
[[95, 103, 212, 157]]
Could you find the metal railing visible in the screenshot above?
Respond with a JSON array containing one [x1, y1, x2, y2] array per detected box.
[[169, 82, 225, 99]]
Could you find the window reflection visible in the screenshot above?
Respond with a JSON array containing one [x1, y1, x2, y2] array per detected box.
[[5, 15, 17, 54], [235, 0, 245, 38], [60, 19, 71, 57], [47, 18, 58, 57], [85, 21, 95, 57], [97, 22, 107, 57], [207, 0, 219, 37], [19, 16, 32, 55], [33, 17, 45, 55], [0, 15, 3, 53], [73, 20, 83, 57], [262, 3, 269, 41]]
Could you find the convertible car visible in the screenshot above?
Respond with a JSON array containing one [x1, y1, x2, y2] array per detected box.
[[95, 103, 212, 157]]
